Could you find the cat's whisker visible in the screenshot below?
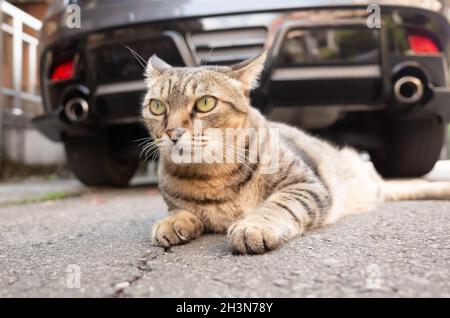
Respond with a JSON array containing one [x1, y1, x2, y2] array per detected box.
[[123, 44, 148, 70], [139, 140, 162, 160], [140, 144, 156, 159], [135, 137, 162, 149], [138, 139, 153, 147], [144, 145, 161, 162], [127, 46, 148, 65], [201, 47, 215, 66], [139, 139, 161, 149], [134, 137, 151, 143]]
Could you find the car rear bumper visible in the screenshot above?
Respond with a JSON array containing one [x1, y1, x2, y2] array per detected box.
[[33, 80, 450, 142], [36, 4, 450, 141]]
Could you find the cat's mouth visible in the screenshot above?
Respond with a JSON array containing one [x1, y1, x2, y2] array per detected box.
[[169, 139, 211, 156], [170, 137, 209, 151], [171, 143, 204, 155], [161, 136, 208, 161], [165, 138, 253, 166]]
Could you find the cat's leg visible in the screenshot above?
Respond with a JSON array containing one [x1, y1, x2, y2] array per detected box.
[[152, 210, 204, 247], [228, 181, 331, 254]]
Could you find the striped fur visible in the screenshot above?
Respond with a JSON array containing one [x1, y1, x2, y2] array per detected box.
[[142, 53, 450, 254]]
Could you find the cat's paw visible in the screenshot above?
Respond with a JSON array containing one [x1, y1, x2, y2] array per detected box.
[[227, 220, 282, 254], [151, 211, 204, 248]]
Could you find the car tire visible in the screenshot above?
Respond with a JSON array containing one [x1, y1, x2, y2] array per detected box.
[[370, 114, 445, 178], [64, 133, 138, 187]]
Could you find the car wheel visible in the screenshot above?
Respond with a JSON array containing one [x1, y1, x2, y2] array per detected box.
[[370, 114, 445, 178], [64, 133, 138, 187]]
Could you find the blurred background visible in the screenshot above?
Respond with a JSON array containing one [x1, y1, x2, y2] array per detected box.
[[1, 0, 63, 181], [0, 0, 450, 185], [0, 0, 450, 298], [3, 1, 450, 299]]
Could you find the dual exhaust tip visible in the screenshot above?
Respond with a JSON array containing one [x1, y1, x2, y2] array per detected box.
[[62, 86, 90, 122], [64, 97, 89, 122], [393, 76, 424, 105]]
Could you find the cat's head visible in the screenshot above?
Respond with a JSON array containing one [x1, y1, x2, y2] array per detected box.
[[142, 51, 267, 161]]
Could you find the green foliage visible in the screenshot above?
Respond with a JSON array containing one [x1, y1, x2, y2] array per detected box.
[[0, 191, 81, 208], [0, 159, 70, 182]]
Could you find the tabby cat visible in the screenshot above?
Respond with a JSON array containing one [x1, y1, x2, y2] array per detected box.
[[142, 51, 450, 254]]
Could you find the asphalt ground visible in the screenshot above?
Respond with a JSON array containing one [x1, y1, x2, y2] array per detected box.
[[0, 162, 449, 297]]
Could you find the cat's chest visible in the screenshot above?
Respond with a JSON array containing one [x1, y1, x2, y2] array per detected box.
[[197, 193, 261, 232], [162, 179, 263, 232]]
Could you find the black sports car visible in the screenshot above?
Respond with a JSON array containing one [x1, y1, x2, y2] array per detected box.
[[34, 0, 450, 186]]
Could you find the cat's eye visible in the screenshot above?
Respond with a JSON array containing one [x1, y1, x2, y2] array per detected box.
[[195, 96, 217, 113], [149, 99, 167, 115]]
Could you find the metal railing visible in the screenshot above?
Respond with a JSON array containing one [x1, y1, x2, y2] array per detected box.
[[0, 0, 42, 112], [1, 0, 43, 173]]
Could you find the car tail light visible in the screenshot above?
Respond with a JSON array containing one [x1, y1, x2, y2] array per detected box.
[[407, 31, 440, 54], [50, 59, 75, 81]]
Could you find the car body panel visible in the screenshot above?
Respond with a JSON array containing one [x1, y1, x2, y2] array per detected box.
[[41, 0, 445, 48]]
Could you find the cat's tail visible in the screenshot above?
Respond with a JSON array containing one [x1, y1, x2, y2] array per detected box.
[[381, 179, 450, 201]]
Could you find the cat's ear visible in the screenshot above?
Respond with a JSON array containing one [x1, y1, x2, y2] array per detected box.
[[146, 54, 172, 78], [228, 50, 267, 90]]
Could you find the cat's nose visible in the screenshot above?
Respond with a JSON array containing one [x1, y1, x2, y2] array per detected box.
[[165, 127, 186, 143]]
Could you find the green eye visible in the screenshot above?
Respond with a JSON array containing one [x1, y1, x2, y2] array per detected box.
[[149, 99, 167, 115], [195, 96, 217, 113]]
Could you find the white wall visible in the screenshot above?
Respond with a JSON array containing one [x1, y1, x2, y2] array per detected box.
[[3, 127, 66, 165]]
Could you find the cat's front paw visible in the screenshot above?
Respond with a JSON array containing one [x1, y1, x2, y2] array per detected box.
[[228, 220, 283, 254], [151, 210, 204, 248]]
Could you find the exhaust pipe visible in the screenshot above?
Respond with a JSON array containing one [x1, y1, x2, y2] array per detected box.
[[393, 76, 424, 105], [64, 97, 89, 122]]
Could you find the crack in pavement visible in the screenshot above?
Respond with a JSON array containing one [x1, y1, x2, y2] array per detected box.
[[111, 248, 165, 298]]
